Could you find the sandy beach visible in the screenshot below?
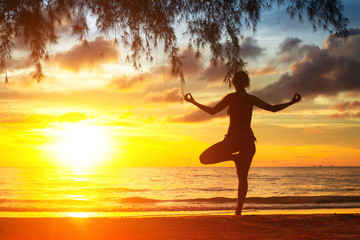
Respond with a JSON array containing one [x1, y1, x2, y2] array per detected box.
[[0, 214, 359, 240]]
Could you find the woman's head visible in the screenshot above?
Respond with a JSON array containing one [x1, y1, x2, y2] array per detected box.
[[232, 70, 250, 91]]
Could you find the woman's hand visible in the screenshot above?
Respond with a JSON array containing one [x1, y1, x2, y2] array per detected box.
[[291, 94, 301, 104], [184, 93, 196, 104]]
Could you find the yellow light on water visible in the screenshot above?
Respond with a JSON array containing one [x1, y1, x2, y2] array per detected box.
[[49, 124, 112, 167], [65, 212, 95, 218]]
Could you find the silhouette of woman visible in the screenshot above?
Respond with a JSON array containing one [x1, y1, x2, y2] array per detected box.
[[184, 70, 301, 215]]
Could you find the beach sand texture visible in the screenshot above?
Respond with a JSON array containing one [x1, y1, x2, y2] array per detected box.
[[1, 214, 359, 240]]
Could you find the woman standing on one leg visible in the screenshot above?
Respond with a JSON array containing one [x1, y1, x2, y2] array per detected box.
[[184, 70, 301, 215]]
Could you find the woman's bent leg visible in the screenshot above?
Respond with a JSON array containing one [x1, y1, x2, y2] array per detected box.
[[199, 140, 238, 165]]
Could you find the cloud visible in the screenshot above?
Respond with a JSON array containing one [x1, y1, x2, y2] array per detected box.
[[168, 37, 264, 83], [107, 38, 263, 87], [198, 62, 228, 82], [0, 88, 136, 113], [12, 19, 72, 52], [302, 128, 323, 133], [173, 47, 226, 82], [329, 100, 360, 119], [106, 63, 177, 92], [329, 112, 360, 119], [6, 57, 33, 71], [167, 108, 227, 123], [276, 37, 317, 64], [251, 28, 360, 102], [346, 91, 360, 98], [106, 75, 143, 91], [278, 37, 302, 53], [167, 100, 227, 123], [249, 66, 279, 77], [145, 88, 181, 103], [323, 28, 360, 55], [333, 101, 360, 111], [0, 114, 54, 129], [193, 37, 264, 82], [252, 37, 317, 78], [57, 112, 88, 123], [239, 37, 264, 59], [181, 48, 203, 76], [52, 36, 120, 71], [13, 35, 30, 52], [0, 112, 88, 126]]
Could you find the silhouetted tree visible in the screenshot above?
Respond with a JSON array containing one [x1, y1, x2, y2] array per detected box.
[[0, 0, 349, 89]]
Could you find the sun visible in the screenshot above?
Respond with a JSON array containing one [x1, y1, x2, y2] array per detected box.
[[49, 123, 112, 167]]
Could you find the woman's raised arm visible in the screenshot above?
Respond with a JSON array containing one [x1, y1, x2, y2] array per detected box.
[[253, 94, 301, 112], [184, 93, 231, 115]]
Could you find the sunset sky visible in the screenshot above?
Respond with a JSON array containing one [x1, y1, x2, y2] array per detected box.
[[0, 0, 359, 168]]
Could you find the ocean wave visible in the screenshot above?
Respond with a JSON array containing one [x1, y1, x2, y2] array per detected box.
[[0, 198, 93, 204], [117, 196, 238, 204], [1, 203, 360, 213], [0, 187, 148, 195], [245, 196, 360, 204], [2, 196, 359, 205], [46, 187, 148, 193], [190, 188, 236, 192], [0, 205, 234, 212], [117, 196, 360, 204]]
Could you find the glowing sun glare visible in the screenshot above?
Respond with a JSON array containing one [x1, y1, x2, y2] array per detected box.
[[50, 124, 111, 167]]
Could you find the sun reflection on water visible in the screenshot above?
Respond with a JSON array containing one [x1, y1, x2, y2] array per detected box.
[[65, 212, 95, 218]]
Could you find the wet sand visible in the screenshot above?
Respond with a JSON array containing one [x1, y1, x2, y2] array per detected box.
[[0, 214, 359, 240]]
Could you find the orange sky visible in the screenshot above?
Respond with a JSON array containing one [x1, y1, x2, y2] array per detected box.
[[0, 15, 359, 168]]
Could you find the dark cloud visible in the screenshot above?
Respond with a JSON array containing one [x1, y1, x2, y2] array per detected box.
[[278, 37, 302, 53], [52, 36, 120, 71], [107, 37, 263, 85], [178, 37, 264, 82], [181, 48, 203, 76], [145, 88, 181, 103], [324, 28, 360, 51], [252, 28, 360, 102], [178, 47, 227, 82], [246, 37, 313, 78], [276, 37, 317, 64], [239, 37, 264, 59], [198, 62, 228, 82]]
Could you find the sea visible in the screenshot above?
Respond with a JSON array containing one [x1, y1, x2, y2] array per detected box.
[[0, 167, 359, 217]]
